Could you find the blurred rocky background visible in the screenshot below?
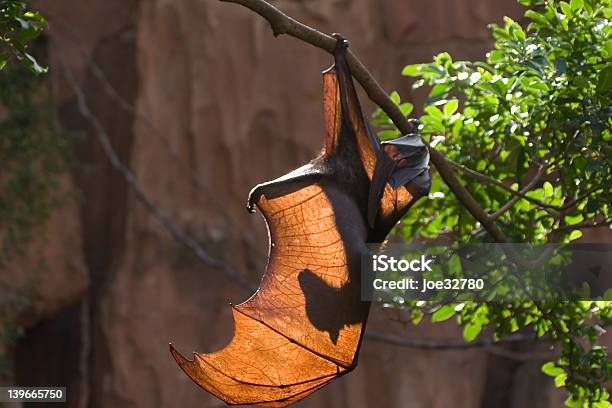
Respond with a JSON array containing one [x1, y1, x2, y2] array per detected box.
[[1, 0, 609, 407]]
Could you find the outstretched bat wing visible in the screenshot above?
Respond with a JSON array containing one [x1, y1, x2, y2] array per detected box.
[[171, 181, 369, 406], [171, 35, 431, 407]]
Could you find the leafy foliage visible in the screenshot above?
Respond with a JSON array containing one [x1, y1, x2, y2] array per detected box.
[[0, 0, 47, 73], [0, 3, 62, 385], [373, 0, 612, 405], [0, 58, 70, 265]]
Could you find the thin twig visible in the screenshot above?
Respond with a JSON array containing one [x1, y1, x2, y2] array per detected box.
[[448, 161, 553, 210], [490, 161, 549, 220], [557, 186, 603, 212], [553, 217, 612, 232], [450, 160, 602, 215], [61, 61, 256, 292]]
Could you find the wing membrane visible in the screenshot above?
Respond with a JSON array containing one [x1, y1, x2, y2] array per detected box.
[[171, 183, 369, 407]]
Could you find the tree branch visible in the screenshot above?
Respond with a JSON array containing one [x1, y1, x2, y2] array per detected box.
[[553, 217, 612, 232], [220, 0, 509, 242], [448, 161, 552, 211], [452, 158, 603, 218]]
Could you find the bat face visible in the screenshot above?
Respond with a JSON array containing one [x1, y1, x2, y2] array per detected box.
[[170, 35, 430, 407]]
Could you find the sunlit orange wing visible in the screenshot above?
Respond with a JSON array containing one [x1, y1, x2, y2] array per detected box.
[[171, 183, 369, 406]]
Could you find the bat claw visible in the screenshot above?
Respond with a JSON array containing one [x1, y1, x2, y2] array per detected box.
[[246, 200, 257, 213], [246, 186, 262, 213], [407, 118, 422, 133]]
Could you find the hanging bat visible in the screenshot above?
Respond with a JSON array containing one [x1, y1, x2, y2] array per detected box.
[[170, 34, 431, 407]]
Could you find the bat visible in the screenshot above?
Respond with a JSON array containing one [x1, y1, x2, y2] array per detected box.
[[170, 34, 431, 407]]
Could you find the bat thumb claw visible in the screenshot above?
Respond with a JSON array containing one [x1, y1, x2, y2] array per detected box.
[[246, 202, 257, 213], [407, 118, 422, 133]]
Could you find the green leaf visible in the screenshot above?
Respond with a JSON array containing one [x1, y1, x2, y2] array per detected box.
[[14, 26, 40, 50], [570, 0, 583, 12], [443, 99, 459, 117], [428, 84, 450, 104], [431, 305, 457, 322], [400, 102, 414, 116], [463, 322, 482, 341], [569, 230, 583, 241], [424, 105, 444, 120], [411, 309, 424, 325], [474, 61, 495, 74], [542, 362, 565, 377], [488, 50, 505, 63], [23, 53, 47, 75], [525, 10, 550, 26], [565, 213, 584, 225], [597, 64, 612, 95], [421, 115, 446, 134], [402, 64, 422, 76], [565, 396, 584, 408], [560, 2, 573, 17], [605, 40, 612, 58], [554, 58, 567, 74], [554, 373, 567, 387], [434, 52, 453, 67], [543, 181, 553, 198], [526, 80, 550, 92], [390, 91, 401, 104]]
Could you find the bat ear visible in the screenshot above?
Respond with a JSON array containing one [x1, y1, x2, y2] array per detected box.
[[381, 133, 430, 189], [367, 133, 431, 230]]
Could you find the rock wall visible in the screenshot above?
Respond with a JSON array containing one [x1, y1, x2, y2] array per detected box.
[[4, 0, 597, 407]]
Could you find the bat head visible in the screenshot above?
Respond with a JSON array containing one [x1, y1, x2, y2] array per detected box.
[[370, 132, 431, 239]]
